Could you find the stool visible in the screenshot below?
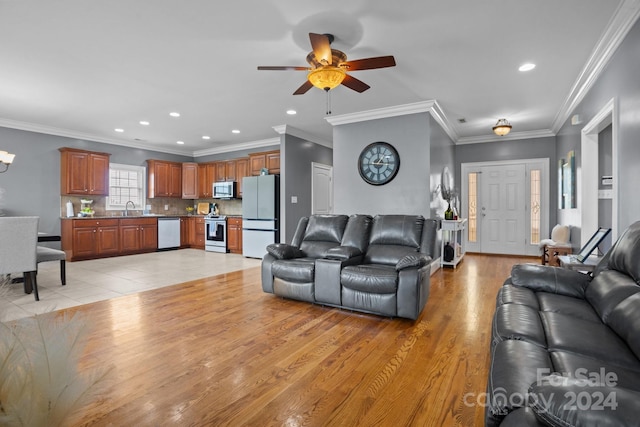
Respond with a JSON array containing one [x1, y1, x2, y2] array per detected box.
[[541, 244, 572, 266]]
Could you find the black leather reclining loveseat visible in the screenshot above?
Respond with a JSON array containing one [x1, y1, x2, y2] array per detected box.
[[261, 214, 438, 320], [486, 221, 640, 426]]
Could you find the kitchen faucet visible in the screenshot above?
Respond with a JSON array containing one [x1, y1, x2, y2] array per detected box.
[[125, 200, 135, 216]]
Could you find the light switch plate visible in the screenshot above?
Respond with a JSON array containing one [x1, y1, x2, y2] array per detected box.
[[291, 196, 298, 204]]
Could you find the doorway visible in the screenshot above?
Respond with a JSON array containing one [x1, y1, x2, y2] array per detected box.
[[461, 158, 549, 256], [311, 162, 333, 214]]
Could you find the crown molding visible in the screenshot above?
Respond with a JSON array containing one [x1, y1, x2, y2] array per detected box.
[[0, 118, 194, 156], [272, 124, 332, 148], [551, 0, 640, 133], [325, 100, 459, 142], [192, 137, 280, 157], [456, 129, 555, 145]]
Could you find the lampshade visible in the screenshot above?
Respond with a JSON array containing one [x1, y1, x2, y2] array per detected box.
[[492, 118, 512, 136], [308, 66, 346, 91]]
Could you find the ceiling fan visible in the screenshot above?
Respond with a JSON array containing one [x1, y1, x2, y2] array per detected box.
[[257, 33, 396, 95]]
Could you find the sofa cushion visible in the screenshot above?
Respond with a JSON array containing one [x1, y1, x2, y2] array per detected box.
[[550, 351, 640, 391], [585, 270, 640, 322], [271, 258, 316, 283], [365, 245, 418, 267], [541, 312, 640, 370], [304, 214, 349, 243], [368, 215, 423, 248], [492, 304, 547, 347], [395, 253, 428, 271], [496, 284, 540, 309], [606, 293, 640, 361], [266, 243, 304, 260], [607, 220, 640, 281], [537, 293, 601, 323], [341, 264, 398, 293]]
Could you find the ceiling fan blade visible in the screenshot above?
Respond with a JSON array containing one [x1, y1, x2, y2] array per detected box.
[[342, 56, 396, 71], [293, 80, 314, 95], [309, 33, 332, 65], [258, 66, 309, 71], [341, 74, 370, 93]]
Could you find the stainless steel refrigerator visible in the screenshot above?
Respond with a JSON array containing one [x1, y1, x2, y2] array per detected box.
[[242, 174, 279, 258]]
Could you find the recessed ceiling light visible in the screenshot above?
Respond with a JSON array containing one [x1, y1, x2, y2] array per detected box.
[[202, 135, 211, 140], [519, 63, 536, 72], [232, 129, 240, 134], [139, 120, 150, 126], [176, 140, 185, 145], [114, 128, 124, 133], [286, 109, 297, 115], [169, 112, 181, 117]]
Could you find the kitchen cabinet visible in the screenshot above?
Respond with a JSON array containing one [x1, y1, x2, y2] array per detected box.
[[182, 162, 198, 199], [235, 158, 248, 198], [249, 150, 280, 176], [198, 163, 216, 198], [59, 147, 111, 196], [227, 217, 243, 254], [147, 160, 182, 198], [62, 218, 120, 261], [190, 217, 205, 249], [218, 160, 237, 181], [119, 218, 158, 254], [180, 217, 190, 247], [214, 161, 226, 182]]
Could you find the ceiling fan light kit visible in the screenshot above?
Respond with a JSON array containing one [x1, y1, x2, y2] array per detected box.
[[492, 118, 512, 136], [308, 66, 346, 91]]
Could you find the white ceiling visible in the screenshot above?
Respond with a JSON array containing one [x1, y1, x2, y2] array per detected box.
[[1, 1, 638, 156]]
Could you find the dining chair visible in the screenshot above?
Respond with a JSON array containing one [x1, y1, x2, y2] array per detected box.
[[0, 216, 40, 300], [37, 246, 66, 286]]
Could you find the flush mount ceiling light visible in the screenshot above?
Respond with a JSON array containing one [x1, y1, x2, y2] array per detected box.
[[286, 109, 297, 115], [202, 135, 211, 140], [493, 118, 513, 136], [231, 129, 240, 134], [114, 128, 124, 133], [139, 120, 150, 126], [176, 140, 185, 145], [519, 63, 536, 72], [0, 150, 16, 173], [169, 112, 181, 117]]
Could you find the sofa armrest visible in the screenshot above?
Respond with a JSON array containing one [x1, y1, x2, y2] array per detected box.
[[510, 264, 591, 299], [324, 245, 363, 261], [529, 375, 640, 427], [396, 254, 430, 271], [266, 243, 304, 260]]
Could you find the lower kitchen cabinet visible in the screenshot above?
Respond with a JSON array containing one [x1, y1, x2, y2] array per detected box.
[[191, 217, 205, 249], [119, 218, 157, 254], [62, 219, 120, 261], [227, 217, 242, 254], [180, 217, 190, 247]]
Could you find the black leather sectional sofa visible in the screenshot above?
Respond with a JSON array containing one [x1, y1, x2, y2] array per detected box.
[[261, 214, 438, 320], [487, 221, 640, 426]]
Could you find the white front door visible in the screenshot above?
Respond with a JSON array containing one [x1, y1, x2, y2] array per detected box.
[[311, 162, 333, 214], [480, 164, 527, 254]]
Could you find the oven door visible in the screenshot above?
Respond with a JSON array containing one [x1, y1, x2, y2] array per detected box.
[[206, 220, 226, 244]]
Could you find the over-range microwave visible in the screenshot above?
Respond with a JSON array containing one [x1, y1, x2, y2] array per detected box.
[[213, 181, 237, 199]]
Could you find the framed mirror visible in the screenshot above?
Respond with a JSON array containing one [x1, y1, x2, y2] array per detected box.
[[559, 150, 576, 209]]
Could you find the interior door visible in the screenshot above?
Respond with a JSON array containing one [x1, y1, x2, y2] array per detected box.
[[311, 162, 333, 214], [479, 164, 527, 254]]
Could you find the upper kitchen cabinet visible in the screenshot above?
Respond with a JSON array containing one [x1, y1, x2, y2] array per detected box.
[[235, 158, 248, 197], [249, 150, 280, 176], [198, 162, 216, 198], [59, 147, 111, 196], [182, 162, 198, 199], [147, 160, 182, 198]]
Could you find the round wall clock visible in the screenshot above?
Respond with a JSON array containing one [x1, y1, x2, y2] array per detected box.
[[358, 141, 400, 185]]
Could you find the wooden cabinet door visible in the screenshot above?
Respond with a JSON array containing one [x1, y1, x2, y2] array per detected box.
[[194, 218, 205, 248], [182, 163, 198, 199], [235, 158, 248, 197], [249, 153, 266, 176], [180, 218, 190, 246], [227, 218, 242, 253], [140, 224, 158, 250], [266, 151, 280, 174], [198, 164, 209, 198], [89, 153, 110, 195], [214, 161, 226, 182], [169, 162, 182, 197], [72, 227, 97, 257], [97, 226, 119, 255], [119, 224, 140, 252], [224, 160, 237, 181], [65, 151, 89, 194], [150, 160, 169, 197]]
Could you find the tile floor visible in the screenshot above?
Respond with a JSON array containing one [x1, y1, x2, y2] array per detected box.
[[0, 249, 262, 322]]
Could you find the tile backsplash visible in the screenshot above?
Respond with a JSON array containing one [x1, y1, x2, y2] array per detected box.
[[60, 196, 242, 217]]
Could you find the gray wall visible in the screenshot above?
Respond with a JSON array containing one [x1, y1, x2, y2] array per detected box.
[[333, 113, 432, 217], [281, 134, 333, 242], [430, 115, 456, 219], [556, 17, 640, 233], [0, 127, 191, 235], [196, 145, 280, 163]]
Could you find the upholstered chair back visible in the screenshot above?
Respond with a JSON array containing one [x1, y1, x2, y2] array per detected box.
[[364, 215, 425, 266], [0, 216, 39, 275], [298, 215, 349, 258]]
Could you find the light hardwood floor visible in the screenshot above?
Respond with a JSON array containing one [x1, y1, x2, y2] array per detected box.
[[37, 253, 534, 426]]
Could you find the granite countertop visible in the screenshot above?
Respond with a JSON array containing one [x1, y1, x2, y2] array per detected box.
[[61, 214, 207, 219]]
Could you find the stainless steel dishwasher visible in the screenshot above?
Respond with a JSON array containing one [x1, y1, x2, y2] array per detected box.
[[157, 217, 181, 249]]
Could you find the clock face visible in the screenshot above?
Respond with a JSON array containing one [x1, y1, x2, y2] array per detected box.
[[358, 142, 400, 185]]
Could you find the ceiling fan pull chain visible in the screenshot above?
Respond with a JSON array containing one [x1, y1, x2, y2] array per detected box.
[[325, 88, 331, 115]]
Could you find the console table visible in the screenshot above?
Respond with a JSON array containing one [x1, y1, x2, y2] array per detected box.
[[441, 219, 467, 268]]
